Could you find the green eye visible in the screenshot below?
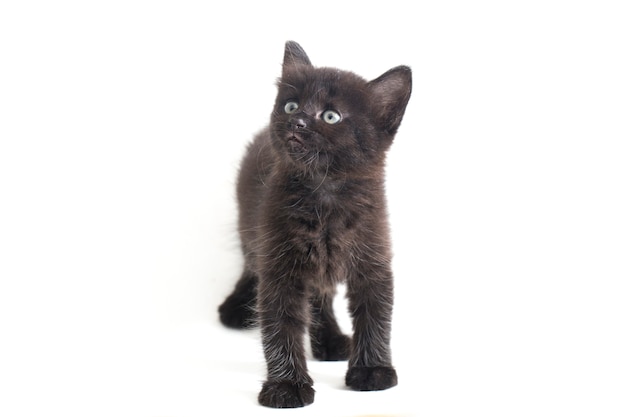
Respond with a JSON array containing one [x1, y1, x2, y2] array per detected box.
[[322, 109, 341, 124], [284, 101, 299, 114]]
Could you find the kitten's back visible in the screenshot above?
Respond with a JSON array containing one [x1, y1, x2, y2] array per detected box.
[[237, 128, 272, 252]]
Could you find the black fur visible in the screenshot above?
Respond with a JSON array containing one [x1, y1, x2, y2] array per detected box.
[[218, 41, 411, 408]]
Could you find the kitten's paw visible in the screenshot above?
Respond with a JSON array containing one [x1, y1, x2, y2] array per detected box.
[[218, 295, 256, 329], [312, 334, 351, 361], [258, 381, 315, 408], [345, 366, 398, 391]]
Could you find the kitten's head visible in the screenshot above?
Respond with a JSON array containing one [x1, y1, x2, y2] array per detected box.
[[270, 41, 412, 174]]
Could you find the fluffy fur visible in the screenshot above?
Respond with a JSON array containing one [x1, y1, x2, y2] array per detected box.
[[218, 41, 412, 408]]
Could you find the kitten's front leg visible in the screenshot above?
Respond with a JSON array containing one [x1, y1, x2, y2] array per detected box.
[[257, 273, 314, 408], [345, 261, 398, 391]]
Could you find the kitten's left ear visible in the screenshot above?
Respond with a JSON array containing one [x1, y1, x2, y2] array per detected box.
[[368, 66, 412, 135], [283, 41, 312, 69]]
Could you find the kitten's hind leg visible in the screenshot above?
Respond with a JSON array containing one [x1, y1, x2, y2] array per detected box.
[[218, 270, 258, 329], [309, 291, 351, 361]]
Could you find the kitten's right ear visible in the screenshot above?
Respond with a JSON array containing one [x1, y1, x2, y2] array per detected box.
[[283, 41, 312, 69]]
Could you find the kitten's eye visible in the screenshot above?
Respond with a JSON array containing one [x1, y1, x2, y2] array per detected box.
[[322, 110, 342, 124], [284, 101, 299, 114]]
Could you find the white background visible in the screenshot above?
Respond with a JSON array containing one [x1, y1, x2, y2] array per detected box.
[[1, 1, 625, 416]]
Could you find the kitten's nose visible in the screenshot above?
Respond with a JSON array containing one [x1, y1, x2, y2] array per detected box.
[[289, 117, 307, 130]]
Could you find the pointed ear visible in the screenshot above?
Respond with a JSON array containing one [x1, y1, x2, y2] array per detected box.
[[283, 41, 312, 72], [368, 66, 412, 134]]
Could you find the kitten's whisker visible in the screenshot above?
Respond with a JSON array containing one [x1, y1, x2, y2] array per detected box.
[[311, 154, 330, 193]]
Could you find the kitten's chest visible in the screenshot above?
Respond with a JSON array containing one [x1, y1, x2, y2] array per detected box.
[[267, 175, 377, 271], [261, 179, 378, 285], [285, 189, 361, 262]]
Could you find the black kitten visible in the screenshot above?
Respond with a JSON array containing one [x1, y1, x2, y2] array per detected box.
[[218, 41, 412, 408]]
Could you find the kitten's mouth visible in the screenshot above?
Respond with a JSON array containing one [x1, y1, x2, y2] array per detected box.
[[287, 135, 306, 153]]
